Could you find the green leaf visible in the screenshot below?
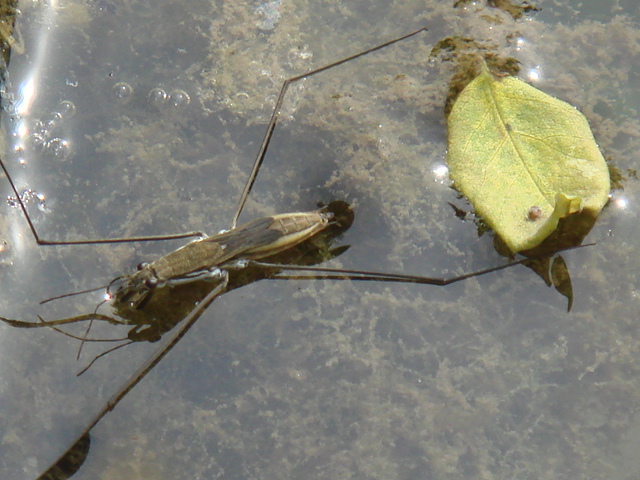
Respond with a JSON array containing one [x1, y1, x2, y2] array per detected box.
[[447, 64, 610, 252]]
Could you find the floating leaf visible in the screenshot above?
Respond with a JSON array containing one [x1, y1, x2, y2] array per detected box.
[[447, 64, 610, 252]]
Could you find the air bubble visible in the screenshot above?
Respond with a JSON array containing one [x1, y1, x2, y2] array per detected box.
[[167, 89, 190, 109], [263, 93, 277, 109], [28, 132, 47, 151], [26, 120, 48, 151], [58, 100, 76, 118], [255, 0, 282, 30], [113, 82, 133, 104], [95, 1, 117, 14], [148, 87, 167, 107], [45, 116, 62, 130], [287, 45, 313, 69], [48, 138, 72, 159]]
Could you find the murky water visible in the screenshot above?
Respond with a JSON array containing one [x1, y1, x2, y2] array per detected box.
[[1, 1, 640, 479]]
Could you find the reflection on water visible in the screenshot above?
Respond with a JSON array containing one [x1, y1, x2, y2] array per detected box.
[[0, 1, 640, 479]]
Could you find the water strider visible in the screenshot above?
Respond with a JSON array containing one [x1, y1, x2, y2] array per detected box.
[[0, 28, 576, 480]]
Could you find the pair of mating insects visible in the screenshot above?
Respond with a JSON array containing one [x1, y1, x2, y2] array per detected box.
[[2, 28, 573, 480]]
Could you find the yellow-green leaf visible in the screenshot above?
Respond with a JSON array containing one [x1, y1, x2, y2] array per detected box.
[[447, 64, 610, 252]]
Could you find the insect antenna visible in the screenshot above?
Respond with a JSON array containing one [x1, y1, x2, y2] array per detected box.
[[74, 298, 112, 360], [38, 315, 128, 344], [36, 283, 114, 360], [39, 282, 114, 305], [36, 313, 133, 376]]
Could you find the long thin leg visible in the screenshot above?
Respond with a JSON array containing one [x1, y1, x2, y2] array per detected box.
[[3, 28, 427, 246], [0, 158, 206, 245], [35, 273, 229, 480], [245, 256, 530, 285], [0, 312, 120, 328], [230, 27, 428, 228], [248, 244, 591, 285], [0, 249, 567, 334], [3, 28, 433, 379], [76, 341, 134, 376], [1, 244, 586, 332]]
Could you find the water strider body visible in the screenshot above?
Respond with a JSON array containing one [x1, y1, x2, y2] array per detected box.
[[111, 208, 335, 310], [3, 201, 355, 351]]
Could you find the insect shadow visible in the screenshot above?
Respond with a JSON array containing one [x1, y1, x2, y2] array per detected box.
[[0, 28, 567, 480]]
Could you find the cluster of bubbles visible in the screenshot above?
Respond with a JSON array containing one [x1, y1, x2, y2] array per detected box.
[[24, 100, 76, 161], [6, 188, 47, 212], [112, 82, 191, 110]]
